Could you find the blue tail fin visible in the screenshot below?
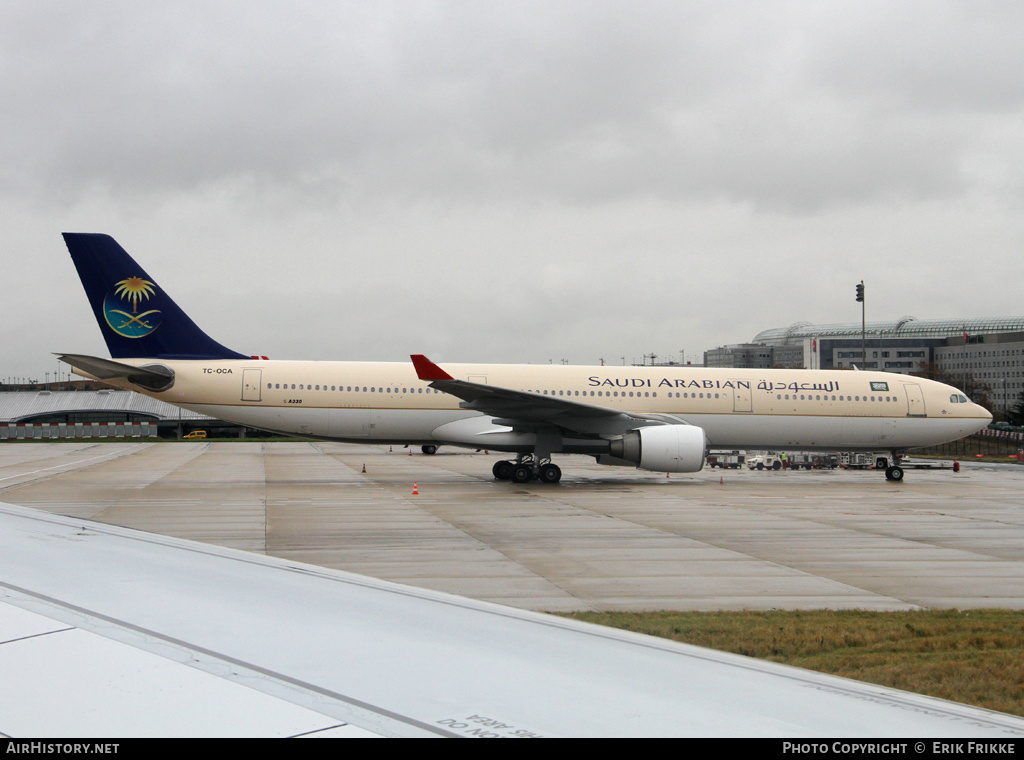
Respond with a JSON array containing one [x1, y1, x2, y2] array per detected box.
[[64, 233, 248, 360]]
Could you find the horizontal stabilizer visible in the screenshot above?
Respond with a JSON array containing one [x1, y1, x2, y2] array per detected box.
[[57, 353, 174, 391]]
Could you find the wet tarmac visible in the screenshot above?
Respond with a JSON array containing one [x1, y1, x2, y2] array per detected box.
[[3, 441, 1022, 612]]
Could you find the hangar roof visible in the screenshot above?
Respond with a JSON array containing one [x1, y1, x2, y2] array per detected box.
[[0, 390, 212, 424]]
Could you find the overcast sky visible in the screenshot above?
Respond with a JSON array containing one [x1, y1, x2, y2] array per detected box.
[[3, 1, 1023, 381]]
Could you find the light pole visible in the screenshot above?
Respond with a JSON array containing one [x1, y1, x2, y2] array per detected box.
[[855, 280, 865, 368]]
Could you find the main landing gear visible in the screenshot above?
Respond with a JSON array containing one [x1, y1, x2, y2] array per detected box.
[[492, 456, 562, 484]]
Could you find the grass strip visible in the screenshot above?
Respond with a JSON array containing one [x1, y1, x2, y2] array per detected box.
[[563, 609, 1024, 717]]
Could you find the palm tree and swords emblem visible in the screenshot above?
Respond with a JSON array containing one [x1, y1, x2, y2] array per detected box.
[[103, 276, 162, 338]]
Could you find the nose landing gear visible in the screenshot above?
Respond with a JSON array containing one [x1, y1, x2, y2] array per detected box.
[[883, 451, 904, 482]]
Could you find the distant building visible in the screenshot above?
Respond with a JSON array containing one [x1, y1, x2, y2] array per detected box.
[[704, 317, 1024, 414], [704, 343, 804, 369]]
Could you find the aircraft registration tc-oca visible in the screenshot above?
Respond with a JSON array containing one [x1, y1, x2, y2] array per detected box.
[[60, 233, 991, 484]]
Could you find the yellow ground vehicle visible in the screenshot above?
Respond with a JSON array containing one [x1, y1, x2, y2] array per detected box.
[[183, 430, 207, 439]]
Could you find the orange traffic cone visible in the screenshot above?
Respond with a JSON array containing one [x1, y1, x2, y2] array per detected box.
[[362, 463, 366, 473], [412, 482, 419, 495]]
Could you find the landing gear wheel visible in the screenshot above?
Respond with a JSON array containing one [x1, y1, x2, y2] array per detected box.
[[492, 460, 514, 480], [421, 444, 438, 455], [511, 464, 534, 483], [885, 465, 904, 482], [538, 463, 562, 484]]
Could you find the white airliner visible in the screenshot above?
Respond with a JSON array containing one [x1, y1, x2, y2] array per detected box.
[[59, 233, 991, 483]]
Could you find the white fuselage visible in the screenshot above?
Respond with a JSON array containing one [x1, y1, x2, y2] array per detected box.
[[90, 359, 991, 454]]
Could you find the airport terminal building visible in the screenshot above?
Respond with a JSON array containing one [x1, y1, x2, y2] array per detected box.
[[706, 317, 1024, 414]]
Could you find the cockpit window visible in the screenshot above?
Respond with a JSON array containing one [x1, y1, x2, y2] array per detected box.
[[958, 394, 968, 403], [950, 394, 960, 403]]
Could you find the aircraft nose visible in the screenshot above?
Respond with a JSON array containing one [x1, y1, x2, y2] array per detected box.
[[970, 403, 993, 434]]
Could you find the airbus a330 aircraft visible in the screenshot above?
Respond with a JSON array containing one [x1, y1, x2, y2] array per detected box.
[[59, 233, 991, 483]]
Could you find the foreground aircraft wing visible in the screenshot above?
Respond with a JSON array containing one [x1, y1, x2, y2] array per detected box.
[[411, 354, 674, 434], [4, 501, 1024, 738]]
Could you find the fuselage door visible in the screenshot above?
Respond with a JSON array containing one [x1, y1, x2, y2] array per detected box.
[[732, 380, 752, 413], [242, 369, 263, 402], [903, 383, 926, 417]]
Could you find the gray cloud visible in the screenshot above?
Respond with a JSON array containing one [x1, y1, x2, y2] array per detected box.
[[2, 1, 1023, 380], [5, 1, 1020, 209]]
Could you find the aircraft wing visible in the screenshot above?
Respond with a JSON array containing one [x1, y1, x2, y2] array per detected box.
[[4, 501, 1024, 738], [411, 354, 675, 435]]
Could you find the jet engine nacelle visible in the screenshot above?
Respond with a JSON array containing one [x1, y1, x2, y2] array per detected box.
[[607, 425, 707, 473]]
